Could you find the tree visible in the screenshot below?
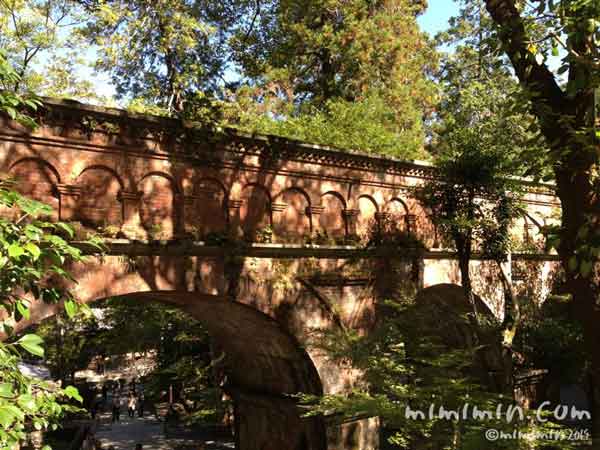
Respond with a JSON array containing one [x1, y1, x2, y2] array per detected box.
[[0, 0, 108, 104], [0, 53, 99, 446], [27, 52, 112, 105], [0, 186, 91, 446], [0, 50, 40, 127], [79, 0, 230, 114], [418, 136, 524, 393], [227, 0, 437, 158], [480, 0, 600, 440], [36, 311, 101, 386], [306, 287, 573, 449], [0, 0, 78, 90], [78, 0, 437, 157], [228, 90, 426, 158]]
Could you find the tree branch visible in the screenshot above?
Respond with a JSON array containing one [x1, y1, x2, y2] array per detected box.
[[484, 0, 569, 134]]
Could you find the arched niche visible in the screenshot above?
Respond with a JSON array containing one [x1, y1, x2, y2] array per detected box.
[[385, 198, 409, 230], [273, 188, 311, 243], [319, 192, 346, 238], [76, 166, 123, 227], [517, 212, 545, 249], [8, 158, 60, 218], [356, 195, 378, 238], [187, 178, 227, 238], [239, 184, 272, 241], [138, 173, 178, 238]]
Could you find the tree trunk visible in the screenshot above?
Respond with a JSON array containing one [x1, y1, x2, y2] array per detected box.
[[556, 167, 600, 442]]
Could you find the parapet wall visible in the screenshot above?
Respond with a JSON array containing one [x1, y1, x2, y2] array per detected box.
[[0, 99, 558, 250]]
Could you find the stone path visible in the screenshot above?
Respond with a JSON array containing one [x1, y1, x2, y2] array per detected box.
[[96, 411, 167, 450], [95, 409, 235, 450]]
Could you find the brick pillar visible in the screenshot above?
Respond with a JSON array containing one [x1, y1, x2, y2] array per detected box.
[[270, 203, 287, 241], [119, 191, 142, 238], [374, 212, 389, 241], [227, 199, 243, 238], [342, 209, 359, 238], [173, 192, 185, 238], [182, 194, 199, 235], [524, 223, 536, 243], [306, 205, 324, 233], [405, 214, 417, 233], [56, 184, 82, 221]]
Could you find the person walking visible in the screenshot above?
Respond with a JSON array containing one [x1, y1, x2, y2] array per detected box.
[[111, 393, 121, 423], [127, 392, 137, 418], [101, 383, 108, 403], [120, 393, 128, 420], [137, 391, 144, 417]]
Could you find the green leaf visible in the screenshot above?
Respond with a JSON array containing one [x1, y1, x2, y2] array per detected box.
[[17, 394, 36, 412], [55, 222, 74, 239], [17, 334, 44, 357], [64, 299, 77, 319], [0, 383, 13, 398], [15, 300, 30, 321], [24, 242, 41, 261], [64, 386, 83, 403], [0, 404, 23, 428], [7, 243, 25, 259]]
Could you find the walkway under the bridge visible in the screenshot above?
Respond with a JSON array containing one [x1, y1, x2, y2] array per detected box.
[[94, 392, 235, 450]]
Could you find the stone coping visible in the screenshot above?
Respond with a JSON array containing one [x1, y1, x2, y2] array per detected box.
[[72, 239, 560, 261]]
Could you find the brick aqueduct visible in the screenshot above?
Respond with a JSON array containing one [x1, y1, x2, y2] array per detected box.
[[0, 100, 559, 450]]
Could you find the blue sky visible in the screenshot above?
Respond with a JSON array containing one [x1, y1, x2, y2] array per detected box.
[[418, 0, 458, 37]]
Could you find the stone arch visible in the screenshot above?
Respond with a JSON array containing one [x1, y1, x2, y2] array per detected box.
[[385, 197, 410, 231], [319, 191, 346, 238], [407, 198, 435, 246], [11, 290, 327, 450], [138, 172, 180, 238], [356, 194, 379, 237], [273, 187, 312, 242], [75, 165, 124, 227], [186, 177, 228, 237], [8, 158, 60, 218], [519, 212, 545, 248], [239, 183, 272, 241]]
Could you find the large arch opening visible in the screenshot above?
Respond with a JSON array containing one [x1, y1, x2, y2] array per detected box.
[[16, 291, 327, 450]]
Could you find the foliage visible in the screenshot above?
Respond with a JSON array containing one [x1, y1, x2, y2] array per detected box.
[[92, 297, 227, 423], [0, 186, 93, 446], [363, 215, 426, 249], [225, 0, 437, 158], [0, 337, 83, 446], [228, 91, 426, 158], [230, 0, 436, 112], [419, 145, 522, 258], [79, 0, 228, 113], [35, 312, 101, 386], [0, 55, 104, 446], [480, 0, 600, 438], [419, 4, 532, 353], [74, 0, 437, 157], [0, 51, 40, 128], [0, 0, 101, 102], [27, 52, 112, 105], [516, 296, 587, 385], [305, 291, 577, 449]]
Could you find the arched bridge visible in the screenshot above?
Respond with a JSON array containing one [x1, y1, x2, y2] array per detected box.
[[0, 99, 560, 450]]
